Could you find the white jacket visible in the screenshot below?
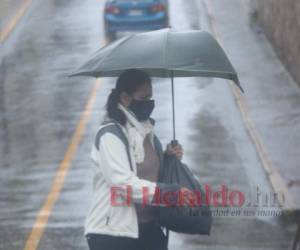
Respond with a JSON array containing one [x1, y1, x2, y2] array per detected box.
[[84, 123, 160, 238]]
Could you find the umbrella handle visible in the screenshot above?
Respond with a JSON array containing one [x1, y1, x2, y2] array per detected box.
[[171, 140, 178, 147]]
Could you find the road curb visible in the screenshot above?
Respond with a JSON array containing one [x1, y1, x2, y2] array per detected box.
[[201, 0, 296, 212]]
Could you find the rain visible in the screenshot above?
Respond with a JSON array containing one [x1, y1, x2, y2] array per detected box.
[[0, 0, 299, 249]]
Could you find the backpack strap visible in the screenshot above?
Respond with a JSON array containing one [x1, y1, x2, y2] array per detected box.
[[95, 120, 163, 174], [166, 228, 169, 245], [153, 135, 165, 180], [95, 122, 134, 172]]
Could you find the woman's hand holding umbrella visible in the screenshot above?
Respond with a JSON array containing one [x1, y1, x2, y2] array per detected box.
[[166, 143, 183, 161]]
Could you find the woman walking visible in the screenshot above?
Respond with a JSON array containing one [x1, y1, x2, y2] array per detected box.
[[84, 69, 188, 250]]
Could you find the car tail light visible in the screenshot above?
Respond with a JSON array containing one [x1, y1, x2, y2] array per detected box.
[[105, 5, 121, 14], [151, 3, 165, 12]]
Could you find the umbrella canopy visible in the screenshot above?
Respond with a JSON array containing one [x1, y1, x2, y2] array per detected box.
[[70, 28, 243, 92], [71, 28, 243, 142]]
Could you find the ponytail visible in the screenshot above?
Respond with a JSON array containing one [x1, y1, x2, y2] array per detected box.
[[105, 69, 151, 125], [106, 88, 126, 125]]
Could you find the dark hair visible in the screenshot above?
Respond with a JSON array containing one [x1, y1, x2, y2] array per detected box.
[[106, 69, 151, 125]]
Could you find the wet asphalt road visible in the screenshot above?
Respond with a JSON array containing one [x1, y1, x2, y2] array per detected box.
[[0, 0, 297, 249]]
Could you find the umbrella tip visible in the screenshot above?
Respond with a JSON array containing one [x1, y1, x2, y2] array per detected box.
[[232, 75, 244, 93], [236, 82, 245, 93], [240, 86, 245, 93]]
